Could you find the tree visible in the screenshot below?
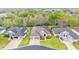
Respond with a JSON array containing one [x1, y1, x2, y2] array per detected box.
[[68, 18, 78, 26], [48, 12, 57, 25], [48, 11, 68, 26], [3, 19, 14, 27], [0, 18, 3, 26], [13, 16, 23, 27], [55, 11, 68, 19], [73, 42, 76, 44], [77, 41, 79, 44], [18, 10, 28, 17]]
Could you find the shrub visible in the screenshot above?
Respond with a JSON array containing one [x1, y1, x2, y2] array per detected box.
[[77, 41, 79, 44], [46, 36, 51, 39], [73, 42, 76, 44], [40, 36, 45, 40]]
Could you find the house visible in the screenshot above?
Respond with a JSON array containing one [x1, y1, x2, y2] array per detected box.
[[4, 27, 27, 39], [52, 28, 79, 41], [30, 26, 51, 40]]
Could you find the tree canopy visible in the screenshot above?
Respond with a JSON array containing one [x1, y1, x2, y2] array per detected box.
[[69, 18, 78, 26], [0, 9, 79, 27]]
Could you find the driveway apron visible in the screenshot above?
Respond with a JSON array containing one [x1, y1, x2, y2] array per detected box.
[[63, 41, 76, 50]]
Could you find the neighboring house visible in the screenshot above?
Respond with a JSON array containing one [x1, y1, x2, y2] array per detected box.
[[4, 27, 27, 39], [52, 28, 79, 41], [74, 27, 79, 33], [30, 26, 51, 40]]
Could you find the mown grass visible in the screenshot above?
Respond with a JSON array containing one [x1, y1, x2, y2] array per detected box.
[[18, 27, 32, 48], [40, 36, 68, 50], [73, 41, 79, 50], [0, 35, 10, 49]]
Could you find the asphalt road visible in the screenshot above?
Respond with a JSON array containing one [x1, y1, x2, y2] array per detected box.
[[14, 45, 56, 50]]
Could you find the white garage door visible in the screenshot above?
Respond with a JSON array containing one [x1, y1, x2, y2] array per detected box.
[[29, 36, 40, 45]]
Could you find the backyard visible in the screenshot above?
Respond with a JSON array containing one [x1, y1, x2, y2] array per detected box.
[[40, 36, 68, 50], [18, 27, 32, 48], [0, 34, 10, 49]]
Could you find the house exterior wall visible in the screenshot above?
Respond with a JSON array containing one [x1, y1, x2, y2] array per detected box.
[[30, 36, 40, 40], [11, 34, 26, 40]]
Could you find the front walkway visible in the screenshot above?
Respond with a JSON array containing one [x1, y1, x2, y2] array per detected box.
[[3, 37, 23, 50]]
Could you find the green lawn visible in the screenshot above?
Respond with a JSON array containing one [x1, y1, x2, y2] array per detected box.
[[0, 35, 10, 49], [18, 27, 32, 48], [73, 41, 79, 50], [40, 36, 68, 50]]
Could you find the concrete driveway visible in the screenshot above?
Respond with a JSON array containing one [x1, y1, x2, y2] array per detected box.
[[63, 41, 76, 50], [4, 37, 23, 50]]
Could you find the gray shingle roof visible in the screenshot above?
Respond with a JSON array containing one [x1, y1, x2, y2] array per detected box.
[[30, 26, 50, 36], [74, 27, 79, 32], [30, 27, 40, 36], [4, 27, 26, 37], [52, 28, 79, 40], [52, 28, 67, 34]]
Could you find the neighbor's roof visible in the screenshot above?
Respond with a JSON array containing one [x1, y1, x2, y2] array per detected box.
[[52, 28, 67, 34], [4, 27, 26, 37], [74, 27, 79, 32], [7, 27, 26, 33], [52, 28, 79, 39]]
